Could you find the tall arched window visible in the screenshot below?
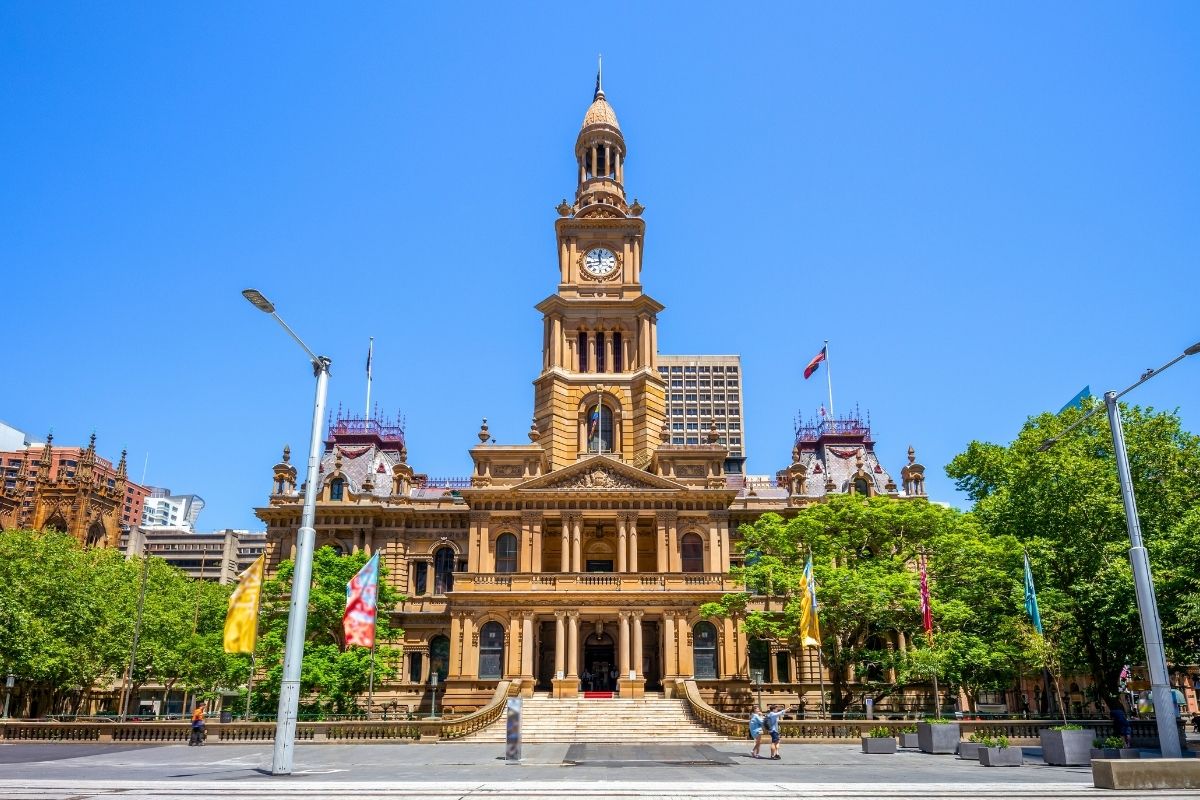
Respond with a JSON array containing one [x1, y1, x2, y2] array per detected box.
[[434, 547, 456, 594], [495, 533, 518, 573], [612, 332, 623, 372], [478, 621, 505, 679], [693, 621, 719, 679], [681, 533, 705, 573], [578, 332, 589, 372], [429, 635, 450, 682], [329, 478, 344, 501], [586, 403, 615, 453], [853, 477, 870, 496]]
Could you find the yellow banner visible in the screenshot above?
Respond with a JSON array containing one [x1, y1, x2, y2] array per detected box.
[[223, 555, 265, 653]]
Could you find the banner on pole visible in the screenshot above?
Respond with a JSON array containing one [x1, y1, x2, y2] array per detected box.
[[344, 552, 381, 648], [223, 555, 265, 653]]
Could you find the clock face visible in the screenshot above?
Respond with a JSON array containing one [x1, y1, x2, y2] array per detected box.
[[583, 247, 618, 277]]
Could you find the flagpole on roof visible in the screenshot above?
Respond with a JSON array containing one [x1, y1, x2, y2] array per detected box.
[[824, 340, 834, 420], [364, 338, 374, 420]]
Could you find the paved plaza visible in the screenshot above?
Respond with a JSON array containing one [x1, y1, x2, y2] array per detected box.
[[1, 741, 1197, 799]]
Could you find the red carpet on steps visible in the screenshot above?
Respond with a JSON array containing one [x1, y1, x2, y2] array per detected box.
[[582, 691, 614, 699]]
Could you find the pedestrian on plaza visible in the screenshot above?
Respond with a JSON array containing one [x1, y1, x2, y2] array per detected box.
[[766, 704, 785, 760], [609, 667, 618, 690], [189, 702, 206, 746], [582, 668, 592, 692], [749, 708, 765, 759], [1110, 703, 1133, 748]]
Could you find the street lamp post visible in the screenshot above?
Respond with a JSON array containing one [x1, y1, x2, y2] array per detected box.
[[1041, 340, 1199, 759], [3, 674, 14, 719], [242, 289, 331, 776]]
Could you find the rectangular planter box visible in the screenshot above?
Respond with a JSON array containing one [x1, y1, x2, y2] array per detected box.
[[957, 741, 982, 760], [1091, 748, 1141, 760], [900, 732, 919, 748], [1040, 728, 1094, 766], [980, 746, 1023, 767], [917, 722, 961, 754], [861, 736, 897, 754]]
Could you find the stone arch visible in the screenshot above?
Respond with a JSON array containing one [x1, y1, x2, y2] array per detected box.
[[85, 518, 107, 548]]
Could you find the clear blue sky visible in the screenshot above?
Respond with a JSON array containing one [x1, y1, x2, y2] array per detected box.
[[3, 3, 1198, 531]]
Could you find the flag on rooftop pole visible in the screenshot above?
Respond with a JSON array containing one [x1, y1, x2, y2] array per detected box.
[[803, 345, 827, 380], [918, 554, 933, 644], [799, 552, 821, 647], [1059, 385, 1091, 413], [344, 552, 381, 648], [1023, 553, 1044, 635], [223, 555, 265, 653]]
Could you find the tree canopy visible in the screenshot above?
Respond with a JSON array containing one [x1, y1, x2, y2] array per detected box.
[[250, 545, 404, 717], [947, 401, 1200, 707]]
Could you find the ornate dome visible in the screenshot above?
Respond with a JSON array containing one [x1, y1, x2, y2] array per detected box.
[[582, 95, 620, 130]]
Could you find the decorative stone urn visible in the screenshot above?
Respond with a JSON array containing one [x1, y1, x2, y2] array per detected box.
[[917, 721, 961, 754]]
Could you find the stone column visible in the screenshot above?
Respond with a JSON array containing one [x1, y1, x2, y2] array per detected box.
[[554, 611, 566, 678], [632, 611, 644, 678], [461, 615, 477, 678], [712, 511, 730, 575], [661, 511, 679, 572], [567, 611, 579, 679], [523, 511, 542, 573], [508, 613, 522, 677], [551, 317, 562, 368], [468, 511, 487, 572], [587, 332, 596, 373], [617, 515, 628, 573], [618, 611, 631, 675], [603, 331, 614, 373], [572, 515, 583, 573], [590, 144, 597, 179], [638, 316, 650, 367], [521, 612, 535, 678], [449, 612, 465, 678], [627, 516, 638, 573], [560, 514, 572, 572], [655, 515, 668, 572], [708, 525, 720, 574], [604, 144, 611, 177], [662, 612, 677, 679]]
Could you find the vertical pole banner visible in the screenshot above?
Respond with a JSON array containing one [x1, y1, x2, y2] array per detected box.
[[505, 697, 522, 763]]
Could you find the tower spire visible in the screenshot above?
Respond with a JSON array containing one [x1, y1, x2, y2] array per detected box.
[[594, 53, 604, 100]]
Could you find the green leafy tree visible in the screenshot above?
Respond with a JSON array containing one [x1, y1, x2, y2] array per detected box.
[[703, 496, 989, 713], [251, 546, 404, 717], [947, 401, 1200, 708]]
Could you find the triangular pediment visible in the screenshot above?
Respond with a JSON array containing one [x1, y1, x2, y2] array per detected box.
[[514, 455, 685, 492]]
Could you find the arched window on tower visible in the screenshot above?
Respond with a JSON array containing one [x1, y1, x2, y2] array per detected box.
[[329, 478, 344, 501], [478, 621, 505, 679], [693, 621, 719, 679], [681, 533, 705, 573], [434, 546, 456, 594], [595, 332, 606, 372], [578, 332, 589, 372], [853, 477, 871, 496], [586, 403, 615, 454], [495, 533, 518, 573], [612, 332, 623, 372]]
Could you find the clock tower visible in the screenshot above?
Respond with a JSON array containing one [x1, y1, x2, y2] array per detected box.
[[534, 70, 667, 470]]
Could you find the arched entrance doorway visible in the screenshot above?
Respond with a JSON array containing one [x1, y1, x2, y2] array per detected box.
[[583, 629, 615, 691]]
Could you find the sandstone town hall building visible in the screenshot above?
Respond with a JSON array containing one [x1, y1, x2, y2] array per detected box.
[[255, 75, 928, 715]]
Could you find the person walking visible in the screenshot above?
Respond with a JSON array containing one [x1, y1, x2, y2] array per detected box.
[[189, 702, 206, 746], [766, 704, 785, 760], [749, 708, 765, 759], [1110, 703, 1133, 748]]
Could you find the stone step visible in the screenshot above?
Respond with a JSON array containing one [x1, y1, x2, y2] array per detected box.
[[458, 696, 727, 743]]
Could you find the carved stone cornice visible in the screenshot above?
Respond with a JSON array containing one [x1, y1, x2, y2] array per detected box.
[[468, 511, 490, 525], [520, 510, 544, 525], [656, 510, 678, 525], [709, 510, 730, 522]]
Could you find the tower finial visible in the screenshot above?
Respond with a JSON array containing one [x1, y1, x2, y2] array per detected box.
[[594, 53, 604, 100]]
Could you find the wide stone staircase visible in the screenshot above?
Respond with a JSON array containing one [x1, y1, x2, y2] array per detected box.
[[459, 692, 729, 743]]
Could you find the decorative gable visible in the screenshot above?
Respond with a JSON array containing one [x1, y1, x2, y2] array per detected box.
[[514, 455, 684, 492]]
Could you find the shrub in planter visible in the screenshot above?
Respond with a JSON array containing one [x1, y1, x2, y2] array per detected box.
[[917, 719, 961, 754], [958, 730, 988, 760], [1090, 736, 1140, 760], [861, 727, 898, 754], [978, 735, 1022, 767], [898, 725, 919, 749], [1040, 724, 1093, 766]]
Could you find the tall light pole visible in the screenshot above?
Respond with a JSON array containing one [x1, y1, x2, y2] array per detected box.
[[242, 288, 331, 776], [1041, 339, 1199, 759]]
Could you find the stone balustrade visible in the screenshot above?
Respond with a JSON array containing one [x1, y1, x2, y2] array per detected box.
[[450, 573, 734, 593]]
